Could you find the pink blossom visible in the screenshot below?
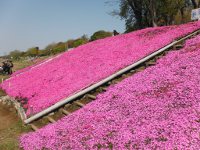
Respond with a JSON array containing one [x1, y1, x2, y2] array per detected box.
[[20, 25, 200, 149], [1, 21, 200, 116]]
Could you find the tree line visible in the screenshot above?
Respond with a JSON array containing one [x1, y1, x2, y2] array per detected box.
[[111, 0, 200, 32], [7, 30, 113, 60]]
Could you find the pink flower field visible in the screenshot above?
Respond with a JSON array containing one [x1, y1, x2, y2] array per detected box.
[[1, 21, 200, 116], [11, 53, 63, 77], [20, 34, 200, 149]]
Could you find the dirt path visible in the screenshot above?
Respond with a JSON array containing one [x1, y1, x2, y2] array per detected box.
[[0, 104, 18, 130], [0, 104, 30, 150]]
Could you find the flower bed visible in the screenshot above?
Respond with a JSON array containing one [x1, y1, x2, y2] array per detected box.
[[1, 21, 200, 116], [12, 54, 63, 77], [20, 34, 200, 149]]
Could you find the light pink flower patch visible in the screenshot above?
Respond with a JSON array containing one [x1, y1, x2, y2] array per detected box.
[[1, 22, 200, 116], [20, 34, 200, 150]]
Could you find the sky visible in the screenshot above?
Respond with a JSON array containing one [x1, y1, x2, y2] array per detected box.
[[0, 0, 125, 56]]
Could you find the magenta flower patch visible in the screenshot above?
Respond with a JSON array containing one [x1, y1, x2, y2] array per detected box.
[[1, 21, 200, 116], [20, 34, 200, 149]]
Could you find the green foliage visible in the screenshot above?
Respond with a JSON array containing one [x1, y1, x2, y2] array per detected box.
[[66, 39, 75, 48], [43, 42, 67, 55], [6, 32, 105, 59], [52, 42, 66, 54], [9, 50, 23, 60], [25, 47, 39, 57], [72, 39, 88, 48], [112, 0, 192, 32], [156, 0, 185, 25], [72, 39, 85, 48], [90, 30, 113, 41], [67, 35, 89, 48], [45, 42, 57, 50], [0, 120, 31, 150], [38, 49, 50, 56]]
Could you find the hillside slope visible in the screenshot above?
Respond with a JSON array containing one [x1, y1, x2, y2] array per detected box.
[[20, 33, 200, 150], [1, 21, 200, 116]]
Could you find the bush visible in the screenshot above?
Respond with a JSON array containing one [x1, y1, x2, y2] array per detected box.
[[66, 39, 75, 48], [25, 47, 39, 57], [43, 42, 67, 55], [9, 50, 24, 60], [51, 42, 66, 54], [90, 30, 113, 41], [72, 39, 87, 48]]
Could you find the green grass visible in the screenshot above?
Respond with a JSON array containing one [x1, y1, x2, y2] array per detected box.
[[0, 120, 31, 150]]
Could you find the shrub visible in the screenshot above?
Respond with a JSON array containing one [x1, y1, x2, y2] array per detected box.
[[90, 30, 113, 41]]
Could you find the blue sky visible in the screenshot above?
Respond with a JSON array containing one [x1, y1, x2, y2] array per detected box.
[[0, 0, 125, 56]]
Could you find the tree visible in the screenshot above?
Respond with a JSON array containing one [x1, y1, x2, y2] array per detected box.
[[9, 50, 23, 60], [51, 42, 66, 54], [72, 35, 89, 48], [189, 0, 200, 8], [90, 30, 113, 41], [191, 0, 197, 8], [44, 42, 67, 55], [156, 0, 185, 25], [110, 0, 187, 32], [25, 47, 39, 57], [45, 42, 57, 50], [38, 49, 49, 56], [66, 39, 75, 48]]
